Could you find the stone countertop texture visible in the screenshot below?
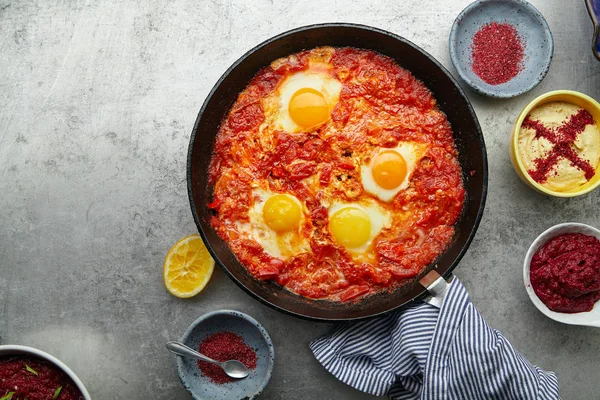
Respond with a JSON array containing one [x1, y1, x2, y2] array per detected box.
[[1, 0, 599, 399]]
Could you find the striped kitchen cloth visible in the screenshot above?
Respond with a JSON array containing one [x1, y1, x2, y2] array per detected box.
[[310, 277, 559, 399]]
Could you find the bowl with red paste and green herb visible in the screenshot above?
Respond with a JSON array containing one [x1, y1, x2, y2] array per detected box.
[[174, 310, 274, 400], [524, 223, 600, 327], [449, 0, 553, 98], [0, 345, 91, 400]]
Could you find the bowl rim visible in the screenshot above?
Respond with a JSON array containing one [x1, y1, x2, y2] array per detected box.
[[585, 0, 600, 61], [511, 89, 600, 197], [175, 310, 275, 400], [0, 344, 92, 399], [449, 0, 554, 98], [523, 222, 600, 327]]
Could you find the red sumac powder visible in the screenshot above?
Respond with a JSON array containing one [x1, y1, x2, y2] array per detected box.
[[198, 331, 257, 384], [471, 22, 524, 85]]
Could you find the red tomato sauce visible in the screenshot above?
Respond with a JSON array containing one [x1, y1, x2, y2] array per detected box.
[[530, 233, 600, 313], [208, 47, 465, 301], [0, 356, 84, 400]]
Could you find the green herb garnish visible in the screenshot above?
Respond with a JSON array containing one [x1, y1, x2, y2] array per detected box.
[[25, 364, 38, 376], [53, 386, 62, 399], [0, 392, 15, 400]]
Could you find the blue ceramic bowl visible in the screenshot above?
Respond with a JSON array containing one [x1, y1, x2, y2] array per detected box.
[[175, 310, 275, 400], [587, 0, 600, 61], [449, 0, 554, 98]]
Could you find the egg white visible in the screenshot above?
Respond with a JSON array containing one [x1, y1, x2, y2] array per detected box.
[[274, 67, 342, 133], [236, 188, 310, 259], [327, 201, 392, 255], [361, 142, 428, 202]]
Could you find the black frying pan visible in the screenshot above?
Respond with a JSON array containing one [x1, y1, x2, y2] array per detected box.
[[187, 23, 488, 321]]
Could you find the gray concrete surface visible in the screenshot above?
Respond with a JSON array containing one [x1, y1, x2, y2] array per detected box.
[[1, 0, 599, 399]]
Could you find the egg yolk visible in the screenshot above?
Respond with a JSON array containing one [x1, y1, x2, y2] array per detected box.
[[263, 194, 302, 233], [288, 88, 330, 129], [329, 207, 371, 249], [371, 150, 407, 190]]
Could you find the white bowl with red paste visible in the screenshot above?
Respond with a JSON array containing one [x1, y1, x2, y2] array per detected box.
[[0, 345, 91, 400], [524, 223, 600, 327]]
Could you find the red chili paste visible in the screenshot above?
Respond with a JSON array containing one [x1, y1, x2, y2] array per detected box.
[[530, 233, 600, 313], [471, 22, 524, 85], [0, 356, 84, 400], [197, 331, 257, 384]]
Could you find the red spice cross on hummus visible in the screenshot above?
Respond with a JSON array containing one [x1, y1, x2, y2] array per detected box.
[[522, 109, 596, 183]]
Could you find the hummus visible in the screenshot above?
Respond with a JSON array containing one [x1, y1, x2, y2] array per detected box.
[[518, 101, 600, 192]]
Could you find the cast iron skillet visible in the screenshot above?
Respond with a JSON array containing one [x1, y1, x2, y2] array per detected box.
[[188, 23, 488, 321]]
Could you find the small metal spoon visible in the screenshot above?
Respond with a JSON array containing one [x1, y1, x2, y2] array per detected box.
[[165, 341, 250, 379]]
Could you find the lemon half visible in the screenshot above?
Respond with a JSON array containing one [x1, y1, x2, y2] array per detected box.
[[163, 234, 215, 298]]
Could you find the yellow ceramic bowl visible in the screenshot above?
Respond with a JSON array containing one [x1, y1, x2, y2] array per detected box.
[[510, 90, 600, 197]]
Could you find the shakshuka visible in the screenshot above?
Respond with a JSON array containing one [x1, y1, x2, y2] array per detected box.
[[208, 47, 465, 302]]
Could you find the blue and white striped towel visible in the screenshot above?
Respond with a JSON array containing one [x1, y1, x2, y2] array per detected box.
[[310, 277, 559, 399]]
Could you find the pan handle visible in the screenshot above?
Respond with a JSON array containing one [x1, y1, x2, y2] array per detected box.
[[419, 270, 453, 308]]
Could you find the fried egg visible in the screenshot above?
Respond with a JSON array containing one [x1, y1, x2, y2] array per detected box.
[[236, 189, 310, 259], [328, 202, 391, 255], [271, 65, 342, 133], [361, 142, 428, 202]]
